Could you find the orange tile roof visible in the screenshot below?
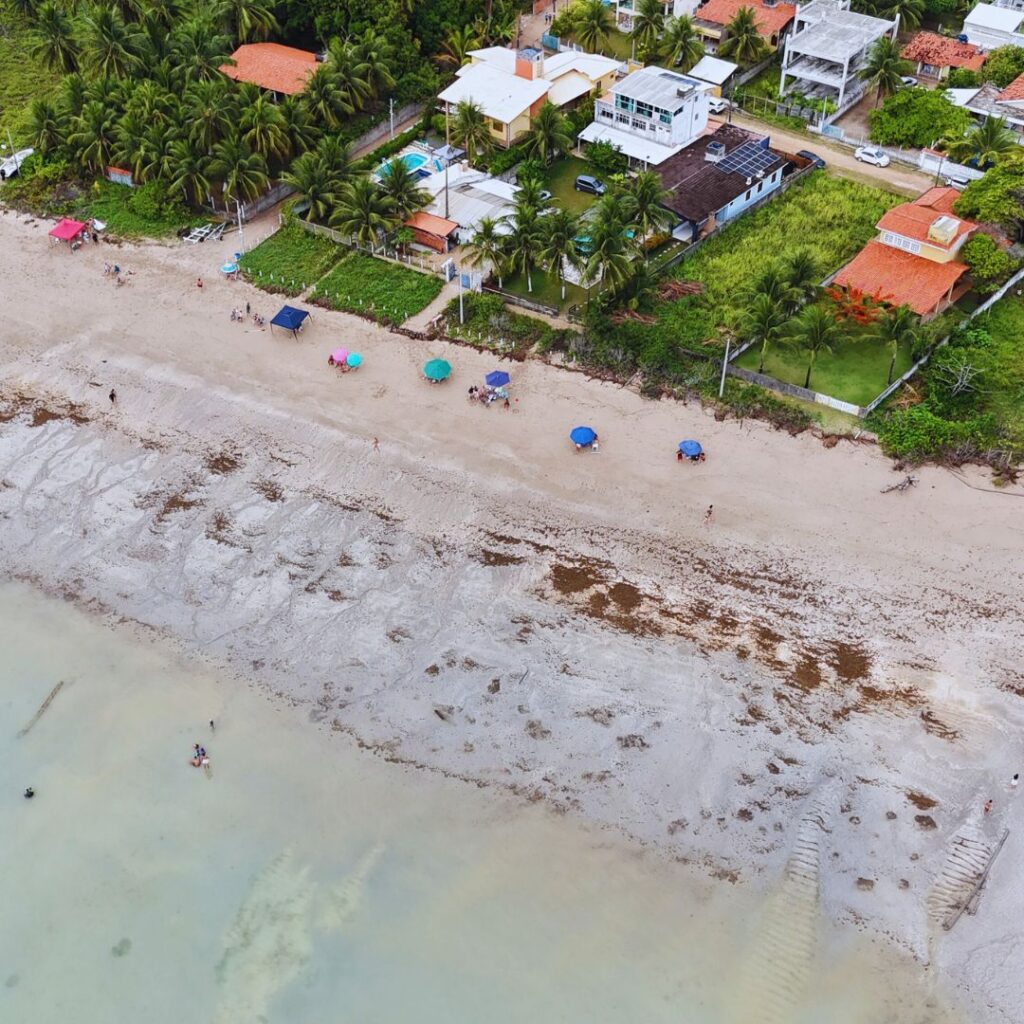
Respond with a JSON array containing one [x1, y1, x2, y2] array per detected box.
[[695, 0, 796, 36], [998, 71, 1024, 101], [220, 43, 317, 95], [405, 212, 460, 236], [875, 187, 975, 249], [901, 32, 985, 71], [834, 241, 967, 316]]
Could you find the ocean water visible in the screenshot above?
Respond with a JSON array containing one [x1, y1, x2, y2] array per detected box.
[[1, 582, 958, 1024]]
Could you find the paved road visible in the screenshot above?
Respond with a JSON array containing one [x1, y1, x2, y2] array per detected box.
[[728, 113, 934, 196]]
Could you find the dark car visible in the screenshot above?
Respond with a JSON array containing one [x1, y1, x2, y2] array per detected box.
[[574, 174, 606, 196], [796, 149, 826, 170]]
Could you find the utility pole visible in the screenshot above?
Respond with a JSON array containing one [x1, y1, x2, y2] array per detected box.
[[458, 268, 465, 324], [389, 97, 395, 140], [718, 337, 731, 397], [444, 159, 450, 220]]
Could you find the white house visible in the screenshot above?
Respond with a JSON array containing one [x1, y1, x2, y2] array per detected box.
[[578, 65, 712, 166], [613, 0, 701, 33], [779, 0, 898, 117], [689, 55, 739, 96], [961, 3, 1024, 51]]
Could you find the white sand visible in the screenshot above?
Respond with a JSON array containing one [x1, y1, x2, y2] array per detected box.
[[1, 208, 1023, 1020]]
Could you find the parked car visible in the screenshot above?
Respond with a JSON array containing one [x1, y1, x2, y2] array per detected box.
[[944, 175, 970, 191], [854, 146, 890, 168], [796, 149, 826, 170], [574, 174, 606, 196], [538, 189, 552, 202], [900, 75, 918, 87], [708, 96, 733, 114]]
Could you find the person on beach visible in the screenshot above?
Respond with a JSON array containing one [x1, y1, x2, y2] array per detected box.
[[196, 277, 203, 289], [109, 388, 116, 405], [24, 787, 34, 799], [1012, 773, 1019, 789], [677, 449, 684, 462], [703, 504, 714, 526], [373, 437, 379, 451], [984, 798, 993, 814], [209, 719, 215, 732], [246, 302, 250, 316]]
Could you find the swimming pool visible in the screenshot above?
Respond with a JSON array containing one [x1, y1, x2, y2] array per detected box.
[[376, 151, 430, 178]]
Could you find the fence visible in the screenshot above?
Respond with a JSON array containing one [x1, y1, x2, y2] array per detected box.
[[483, 285, 560, 318], [726, 366, 863, 415]]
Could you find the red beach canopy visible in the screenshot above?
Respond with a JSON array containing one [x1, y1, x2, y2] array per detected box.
[[49, 218, 87, 241]]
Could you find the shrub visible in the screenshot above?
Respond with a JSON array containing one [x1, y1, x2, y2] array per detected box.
[[947, 68, 978, 88], [584, 139, 629, 177], [961, 233, 1019, 293], [441, 293, 573, 356], [980, 45, 1024, 88], [240, 223, 344, 295], [868, 89, 970, 148]]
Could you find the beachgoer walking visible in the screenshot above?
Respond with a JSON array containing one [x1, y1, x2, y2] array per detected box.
[[984, 798, 993, 814], [1011, 773, 1019, 789], [209, 719, 215, 732], [504, 398, 510, 410], [703, 504, 714, 526], [196, 277, 203, 289], [108, 388, 116, 405], [373, 437, 379, 451], [246, 302, 250, 316], [677, 450, 684, 462]]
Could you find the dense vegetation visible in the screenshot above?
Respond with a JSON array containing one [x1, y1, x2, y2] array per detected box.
[[239, 221, 343, 294], [312, 252, 442, 324], [441, 293, 573, 357], [869, 88, 969, 148]]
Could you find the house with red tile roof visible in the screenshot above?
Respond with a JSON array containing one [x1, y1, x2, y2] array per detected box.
[[901, 31, 985, 81], [220, 43, 318, 97], [694, 0, 797, 54], [946, 71, 1024, 141], [833, 187, 977, 318]]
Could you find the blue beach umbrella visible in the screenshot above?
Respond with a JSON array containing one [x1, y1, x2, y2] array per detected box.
[[678, 439, 703, 457], [220, 262, 238, 274], [424, 358, 452, 381], [485, 370, 510, 388], [570, 426, 597, 447], [346, 352, 363, 368]]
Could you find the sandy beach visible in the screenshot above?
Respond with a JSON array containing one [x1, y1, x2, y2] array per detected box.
[[2, 207, 1024, 1021]]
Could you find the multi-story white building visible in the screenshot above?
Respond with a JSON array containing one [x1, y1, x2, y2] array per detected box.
[[961, 3, 1024, 51], [578, 65, 712, 165], [612, 0, 701, 33]]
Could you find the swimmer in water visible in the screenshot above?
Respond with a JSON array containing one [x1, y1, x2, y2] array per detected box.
[[24, 787, 35, 799]]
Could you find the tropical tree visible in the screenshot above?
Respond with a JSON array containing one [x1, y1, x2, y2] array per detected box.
[[513, 174, 551, 215], [572, 0, 616, 54], [28, 99, 67, 155], [859, 36, 911, 107], [278, 94, 318, 157], [630, 0, 666, 56], [377, 159, 431, 220], [208, 133, 269, 210], [170, 16, 234, 83], [32, 1, 80, 73], [80, 5, 143, 79], [862, 0, 924, 32], [213, 0, 278, 43], [525, 101, 572, 165], [450, 99, 492, 164], [660, 15, 704, 71], [504, 206, 544, 292], [114, 109, 151, 180], [739, 293, 787, 373], [240, 90, 289, 161], [326, 38, 373, 114], [718, 7, 768, 66], [304, 65, 351, 129], [748, 265, 796, 308], [538, 208, 581, 300], [186, 78, 234, 152], [281, 151, 337, 222], [787, 303, 844, 388], [330, 176, 396, 246], [584, 195, 633, 295], [945, 116, 1019, 167], [620, 170, 673, 249], [466, 216, 509, 287], [873, 304, 917, 384], [784, 249, 820, 309], [168, 135, 212, 204], [69, 100, 117, 171], [353, 28, 396, 100], [436, 23, 482, 68]]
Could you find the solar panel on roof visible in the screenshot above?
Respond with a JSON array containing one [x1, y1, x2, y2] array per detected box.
[[719, 143, 778, 177]]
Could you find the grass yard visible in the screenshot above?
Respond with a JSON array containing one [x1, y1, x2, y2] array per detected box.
[[502, 267, 586, 313], [0, 7, 63, 143], [240, 223, 344, 296], [312, 253, 442, 324], [76, 180, 205, 238], [966, 297, 1024, 442], [441, 293, 573, 357], [543, 156, 599, 215]]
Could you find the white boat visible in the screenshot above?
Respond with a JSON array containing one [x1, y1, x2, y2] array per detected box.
[[0, 148, 34, 181]]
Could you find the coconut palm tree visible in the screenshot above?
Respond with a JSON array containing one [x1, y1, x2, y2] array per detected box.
[[465, 216, 509, 287], [208, 132, 269, 210], [241, 90, 289, 161], [330, 176, 396, 246], [504, 206, 544, 292], [32, 1, 80, 73], [326, 38, 373, 114], [303, 64, 351, 129], [450, 99, 492, 164], [114, 109, 151, 180], [573, 0, 616, 54], [281, 152, 337, 222], [873, 304, 917, 385], [80, 4, 143, 79], [660, 15, 704, 71], [748, 265, 795, 308], [584, 196, 633, 295], [353, 28, 396, 100], [168, 135, 212, 204], [213, 0, 278, 43], [186, 78, 233, 152], [787, 303, 844, 388], [620, 170, 673, 250], [141, 119, 178, 181], [62, 73, 88, 118], [525, 101, 572, 166], [278, 94, 318, 157], [513, 175, 550, 215], [718, 7, 767, 66], [630, 0, 666, 56], [538, 208, 581, 300], [739, 293, 787, 373], [945, 116, 1019, 167], [859, 36, 911, 107], [867, 0, 924, 32], [784, 249, 820, 310], [436, 23, 482, 68], [314, 136, 354, 182], [69, 100, 117, 171], [170, 16, 233, 83], [28, 99, 67, 155], [377, 159, 431, 220]]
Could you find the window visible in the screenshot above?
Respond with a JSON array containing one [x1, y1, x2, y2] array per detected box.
[[599, 106, 613, 120], [615, 94, 634, 113], [616, 112, 630, 125], [744, 189, 751, 200], [756, 181, 763, 193], [659, 112, 672, 124], [636, 101, 653, 118], [490, 118, 504, 132], [632, 117, 648, 130], [881, 231, 921, 254]]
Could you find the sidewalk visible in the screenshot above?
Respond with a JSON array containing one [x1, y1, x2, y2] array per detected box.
[[404, 280, 459, 333]]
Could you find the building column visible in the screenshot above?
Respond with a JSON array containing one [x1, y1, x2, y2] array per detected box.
[[837, 54, 849, 111]]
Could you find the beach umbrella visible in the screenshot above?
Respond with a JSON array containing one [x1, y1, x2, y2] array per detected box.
[[331, 347, 349, 364], [570, 426, 597, 447], [424, 358, 452, 381], [220, 262, 238, 274], [485, 370, 510, 388], [346, 352, 362, 368], [678, 440, 703, 457]]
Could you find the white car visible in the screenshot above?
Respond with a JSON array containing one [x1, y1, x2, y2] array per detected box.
[[900, 75, 918, 87], [854, 146, 890, 168], [708, 97, 733, 114]]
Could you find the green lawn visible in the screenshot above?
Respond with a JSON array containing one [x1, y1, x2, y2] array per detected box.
[[501, 267, 586, 313], [543, 156, 599, 215], [312, 253, 442, 324], [736, 331, 915, 406], [0, 8, 63, 144], [75, 180, 206, 239], [967, 297, 1024, 442], [240, 222, 345, 296]]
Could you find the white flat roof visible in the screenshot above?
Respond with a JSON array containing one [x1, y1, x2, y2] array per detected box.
[[611, 66, 706, 108], [577, 122, 686, 164], [788, 9, 894, 60], [548, 74, 595, 107], [689, 55, 738, 85], [543, 50, 621, 79], [465, 47, 517, 74], [964, 3, 1024, 32], [439, 63, 549, 123]]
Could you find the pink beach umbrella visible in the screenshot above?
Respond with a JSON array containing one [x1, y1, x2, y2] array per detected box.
[[329, 347, 348, 366]]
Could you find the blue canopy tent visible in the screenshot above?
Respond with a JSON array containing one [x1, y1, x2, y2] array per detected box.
[[570, 426, 597, 448], [270, 305, 311, 337], [485, 370, 510, 388], [678, 440, 703, 458]]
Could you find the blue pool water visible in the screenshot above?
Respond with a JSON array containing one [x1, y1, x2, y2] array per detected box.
[[377, 151, 430, 177]]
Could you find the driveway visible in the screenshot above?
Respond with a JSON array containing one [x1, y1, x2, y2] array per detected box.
[[728, 113, 934, 197]]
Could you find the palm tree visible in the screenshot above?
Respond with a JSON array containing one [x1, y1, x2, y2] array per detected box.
[[873, 304, 917, 384], [240, 90, 289, 161], [330, 176, 396, 246], [784, 249, 820, 310], [859, 37, 911, 107], [513, 175, 550, 215], [661, 15, 704, 71], [80, 4, 142, 79], [436, 23, 482, 68], [504, 206, 543, 292], [141, 119, 177, 181], [631, 0, 666, 56], [208, 133, 268, 212], [466, 217, 509, 287], [584, 196, 633, 295], [168, 135, 212, 204], [278, 94, 318, 157], [945, 116, 1019, 167], [33, 1, 80, 73], [748, 265, 795, 308], [213, 0, 278, 43], [538, 208, 581, 300], [787, 304, 844, 388], [68, 100, 117, 172], [719, 7, 767, 65], [281, 151, 337, 222], [303, 65, 351, 129], [620, 170, 673, 250], [739, 293, 787, 373], [326, 38, 373, 114], [314, 136, 354, 181], [170, 16, 233, 83], [186, 78, 233, 152], [62, 73, 88, 118], [870, 0, 924, 32], [450, 99, 492, 164], [114, 109, 151, 181], [28, 99, 67, 155], [377, 160, 431, 220], [573, 0, 616, 54], [353, 28, 396, 100], [525, 101, 572, 166]]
